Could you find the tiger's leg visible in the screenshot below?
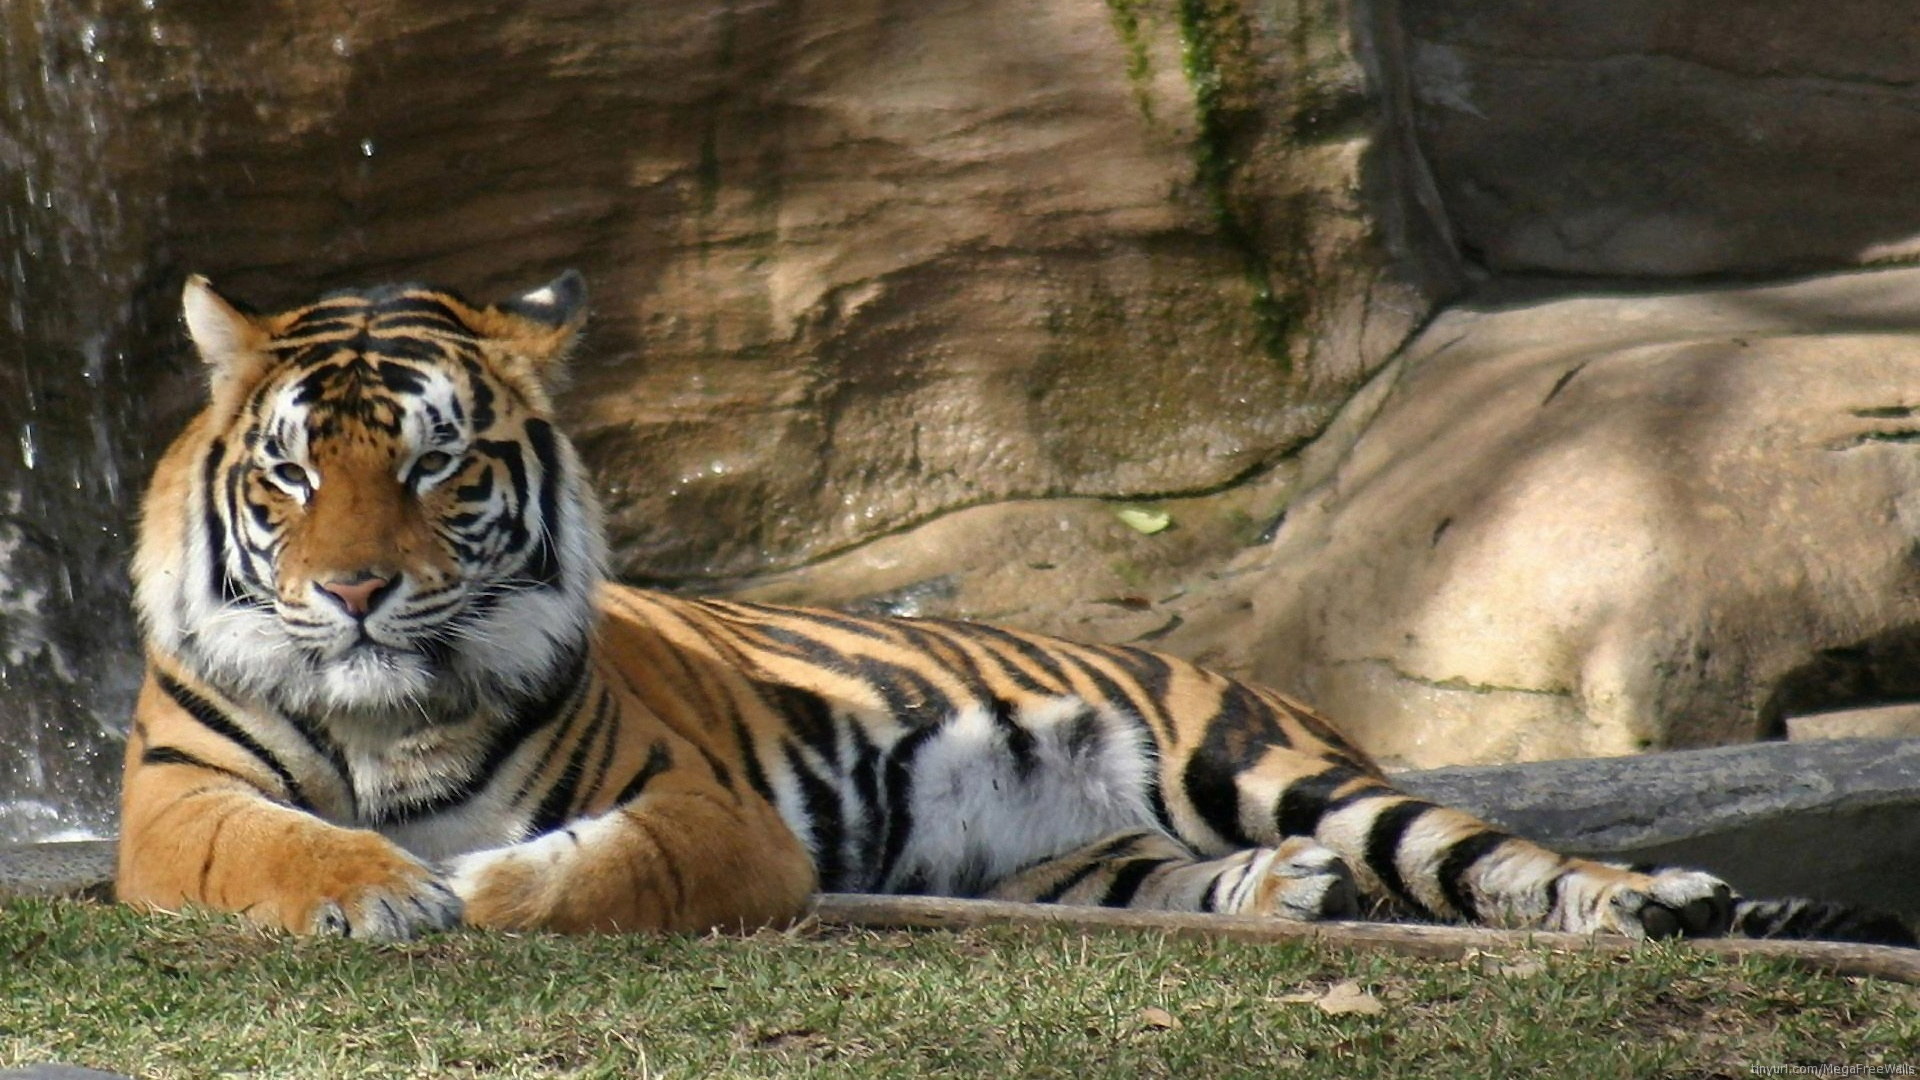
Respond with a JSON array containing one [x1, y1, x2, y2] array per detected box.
[[445, 744, 817, 934], [118, 680, 462, 940], [984, 830, 1359, 920], [1243, 764, 1733, 939]]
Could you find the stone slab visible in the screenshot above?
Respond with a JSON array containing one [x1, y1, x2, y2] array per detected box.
[[1398, 737, 1920, 918], [0, 841, 114, 902]]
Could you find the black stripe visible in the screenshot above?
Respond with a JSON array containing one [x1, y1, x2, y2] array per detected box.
[[844, 720, 886, 888], [1056, 648, 1153, 728], [1032, 832, 1151, 903], [875, 723, 942, 888], [723, 601, 903, 646], [526, 688, 615, 836], [154, 673, 311, 811], [765, 683, 839, 761], [1099, 857, 1167, 908], [1033, 860, 1103, 904], [938, 620, 1075, 691], [851, 654, 955, 730], [694, 744, 735, 791], [1364, 800, 1433, 917], [1092, 645, 1178, 742], [579, 705, 622, 804], [783, 740, 848, 890], [522, 418, 565, 588], [460, 358, 496, 429], [1433, 830, 1510, 923], [200, 440, 243, 604], [280, 709, 357, 817], [729, 622, 859, 674], [613, 741, 675, 807], [1181, 751, 1250, 848], [472, 438, 532, 553], [1543, 867, 1570, 923], [990, 698, 1040, 781], [1275, 767, 1374, 839], [905, 620, 1047, 697], [374, 359, 429, 394], [730, 716, 777, 803], [140, 745, 268, 791]]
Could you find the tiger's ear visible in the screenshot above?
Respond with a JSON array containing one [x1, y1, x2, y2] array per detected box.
[[467, 271, 588, 394], [182, 275, 275, 416]]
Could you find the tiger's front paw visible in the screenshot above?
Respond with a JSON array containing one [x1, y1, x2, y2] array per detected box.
[[444, 827, 579, 931], [287, 833, 463, 941], [1596, 870, 1734, 940]]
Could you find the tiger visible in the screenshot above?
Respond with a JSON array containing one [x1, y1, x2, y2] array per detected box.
[[115, 272, 1915, 948]]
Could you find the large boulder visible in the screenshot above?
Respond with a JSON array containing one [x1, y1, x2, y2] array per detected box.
[[1171, 268, 1920, 766]]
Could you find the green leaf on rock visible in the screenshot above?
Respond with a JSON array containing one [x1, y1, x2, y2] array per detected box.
[[1115, 506, 1172, 534]]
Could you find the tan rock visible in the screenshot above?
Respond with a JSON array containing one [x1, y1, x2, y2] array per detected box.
[[0, 0, 1455, 839], [1786, 707, 1920, 743], [43, 0, 1455, 583], [1176, 268, 1920, 766]]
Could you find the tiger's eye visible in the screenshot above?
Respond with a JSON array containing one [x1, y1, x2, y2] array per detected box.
[[271, 462, 309, 490], [415, 450, 455, 476]]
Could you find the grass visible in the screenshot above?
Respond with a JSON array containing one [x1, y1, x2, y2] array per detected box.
[[2, 898, 1916, 1079]]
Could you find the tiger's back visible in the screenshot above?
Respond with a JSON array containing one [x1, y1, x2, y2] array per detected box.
[[115, 273, 1915, 947]]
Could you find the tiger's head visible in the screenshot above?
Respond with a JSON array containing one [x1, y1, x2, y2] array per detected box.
[[135, 274, 606, 722]]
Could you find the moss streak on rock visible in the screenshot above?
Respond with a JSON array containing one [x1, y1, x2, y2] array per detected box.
[[1104, 0, 1157, 124], [1176, 0, 1297, 369]]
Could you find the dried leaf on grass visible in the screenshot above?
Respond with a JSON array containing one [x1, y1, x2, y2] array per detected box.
[[1136, 1007, 1182, 1031], [1273, 981, 1386, 1016]]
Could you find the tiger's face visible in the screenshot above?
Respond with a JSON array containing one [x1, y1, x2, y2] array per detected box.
[[135, 275, 605, 722]]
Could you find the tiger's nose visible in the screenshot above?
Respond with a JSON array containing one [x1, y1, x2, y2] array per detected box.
[[316, 572, 396, 619]]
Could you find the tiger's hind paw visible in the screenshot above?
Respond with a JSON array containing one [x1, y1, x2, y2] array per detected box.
[[1237, 838, 1358, 922], [1599, 870, 1733, 940]]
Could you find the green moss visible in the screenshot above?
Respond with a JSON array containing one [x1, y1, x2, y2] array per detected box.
[[1175, 0, 1297, 369], [1104, 0, 1158, 124]]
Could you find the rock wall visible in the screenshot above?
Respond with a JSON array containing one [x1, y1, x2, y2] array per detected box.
[[1401, 0, 1920, 275], [7, 0, 1920, 845], [0, 0, 1455, 840]]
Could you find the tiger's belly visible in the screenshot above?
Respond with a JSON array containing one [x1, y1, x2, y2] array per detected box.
[[774, 695, 1162, 896]]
